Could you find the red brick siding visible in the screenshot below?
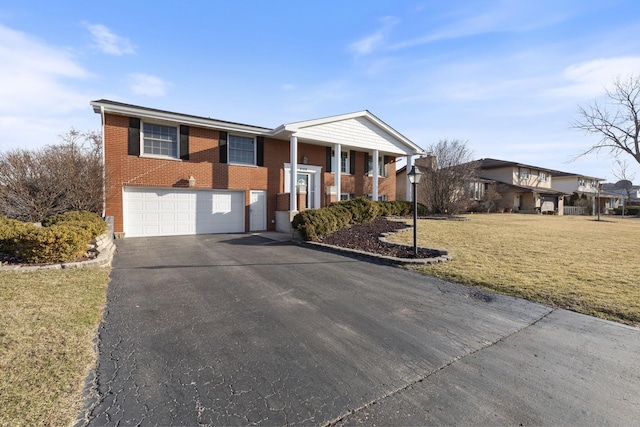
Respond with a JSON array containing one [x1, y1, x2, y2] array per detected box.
[[104, 113, 399, 233]]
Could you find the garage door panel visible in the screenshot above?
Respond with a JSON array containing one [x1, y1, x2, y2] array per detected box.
[[123, 187, 245, 237]]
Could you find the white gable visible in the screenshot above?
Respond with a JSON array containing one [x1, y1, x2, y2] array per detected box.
[[269, 110, 423, 156], [294, 117, 413, 155]]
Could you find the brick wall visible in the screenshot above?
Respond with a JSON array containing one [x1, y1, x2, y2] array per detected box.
[[104, 113, 401, 234]]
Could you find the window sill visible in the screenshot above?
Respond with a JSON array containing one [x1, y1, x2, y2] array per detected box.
[[228, 162, 258, 168], [140, 154, 182, 161]]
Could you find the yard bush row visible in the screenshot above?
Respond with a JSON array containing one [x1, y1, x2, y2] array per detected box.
[[0, 211, 106, 263], [292, 198, 422, 241], [612, 207, 640, 216]]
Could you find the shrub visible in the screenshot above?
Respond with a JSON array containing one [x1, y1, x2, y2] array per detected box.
[[331, 197, 380, 223], [613, 207, 640, 216], [378, 201, 413, 216], [13, 224, 90, 264], [292, 198, 421, 241], [42, 211, 106, 239], [0, 217, 30, 254]]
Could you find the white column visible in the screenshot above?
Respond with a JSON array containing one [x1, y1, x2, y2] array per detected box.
[[372, 149, 379, 201], [334, 143, 341, 200], [290, 135, 298, 212], [406, 155, 414, 201]]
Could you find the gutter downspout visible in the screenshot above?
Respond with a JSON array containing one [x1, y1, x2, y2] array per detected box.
[[100, 105, 106, 218]]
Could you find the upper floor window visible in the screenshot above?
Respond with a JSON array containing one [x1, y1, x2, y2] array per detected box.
[[331, 150, 350, 174], [519, 167, 530, 180], [578, 178, 586, 187], [143, 123, 178, 158], [340, 151, 349, 173], [367, 156, 387, 177], [229, 134, 255, 165], [539, 171, 548, 182]]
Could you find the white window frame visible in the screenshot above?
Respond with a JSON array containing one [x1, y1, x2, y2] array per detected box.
[[228, 134, 256, 166], [331, 150, 350, 174], [539, 171, 548, 182], [340, 193, 354, 200], [368, 155, 387, 177], [141, 121, 179, 160], [519, 167, 530, 180]]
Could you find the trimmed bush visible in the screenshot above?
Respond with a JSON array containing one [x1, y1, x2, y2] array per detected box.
[[0, 211, 104, 263], [0, 217, 31, 254], [331, 197, 380, 223], [13, 224, 90, 264], [292, 198, 422, 241], [42, 211, 106, 239], [613, 207, 640, 216], [378, 201, 413, 216]]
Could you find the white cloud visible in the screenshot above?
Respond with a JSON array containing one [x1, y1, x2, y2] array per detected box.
[[348, 16, 398, 55], [84, 22, 135, 56], [389, 2, 574, 51], [0, 23, 89, 116], [129, 73, 171, 97], [544, 56, 640, 100]]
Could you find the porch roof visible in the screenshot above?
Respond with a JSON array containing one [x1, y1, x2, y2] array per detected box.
[[268, 110, 424, 157]]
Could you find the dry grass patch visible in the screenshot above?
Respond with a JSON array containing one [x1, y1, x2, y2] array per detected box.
[[0, 268, 109, 427], [388, 214, 640, 326]]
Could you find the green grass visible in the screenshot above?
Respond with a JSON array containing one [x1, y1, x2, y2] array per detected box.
[[388, 214, 640, 327], [0, 268, 109, 427]]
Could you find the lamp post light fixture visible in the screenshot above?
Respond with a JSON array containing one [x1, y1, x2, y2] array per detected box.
[[407, 165, 423, 257]]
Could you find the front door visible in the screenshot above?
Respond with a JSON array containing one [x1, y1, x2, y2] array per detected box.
[[296, 173, 315, 209], [249, 190, 266, 231]]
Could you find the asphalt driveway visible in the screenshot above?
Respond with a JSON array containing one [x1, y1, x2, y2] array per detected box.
[[82, 233, 640, 426]]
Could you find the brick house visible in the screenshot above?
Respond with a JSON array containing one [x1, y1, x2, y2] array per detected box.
[[91, 100, 423, 237]]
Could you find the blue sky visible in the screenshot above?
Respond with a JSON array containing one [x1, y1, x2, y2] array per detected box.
[[1, 0, 640, 182]]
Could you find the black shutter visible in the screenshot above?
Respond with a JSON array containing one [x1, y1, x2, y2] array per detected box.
[[256, 136, 264, 166], [219, 131, 228, 163], [128, 117, 141, 156], [350, 150, 356, 175], [364, 153, 370, 175], [326, 147, 332, 172], [179, 125, 189, 160]]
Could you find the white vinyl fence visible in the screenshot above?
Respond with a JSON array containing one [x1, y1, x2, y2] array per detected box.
[[564, 206, 588, 215]]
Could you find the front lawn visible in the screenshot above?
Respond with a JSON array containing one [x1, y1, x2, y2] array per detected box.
[[388, 214, 640, 327], [0, 268, 109, 426]]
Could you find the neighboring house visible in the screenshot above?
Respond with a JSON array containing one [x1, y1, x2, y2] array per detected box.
[[602, 183, 640, 206], [551, 172, 623, 214], [473, 158, 569, 214], [396, 155, 437, 202], [91, 100, 423, 238]]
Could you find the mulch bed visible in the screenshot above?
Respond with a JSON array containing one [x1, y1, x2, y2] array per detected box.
[[317, 217, 443, 259]]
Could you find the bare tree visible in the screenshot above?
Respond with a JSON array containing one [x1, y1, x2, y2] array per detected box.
[[612, 157, 636, 204], [0, 129, 103, 222], [418, 139, 478, 215], [480, 184, 502, 213], [573, 75, 640, 165]]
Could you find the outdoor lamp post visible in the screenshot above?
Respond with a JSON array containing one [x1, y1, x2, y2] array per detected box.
[[407, 165, 423, 257]]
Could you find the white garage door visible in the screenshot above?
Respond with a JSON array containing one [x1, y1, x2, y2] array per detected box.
[[123, 187, 245, 237]]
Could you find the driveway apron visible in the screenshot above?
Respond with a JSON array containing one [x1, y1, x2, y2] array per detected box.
[[83, 234, 640, 426]]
